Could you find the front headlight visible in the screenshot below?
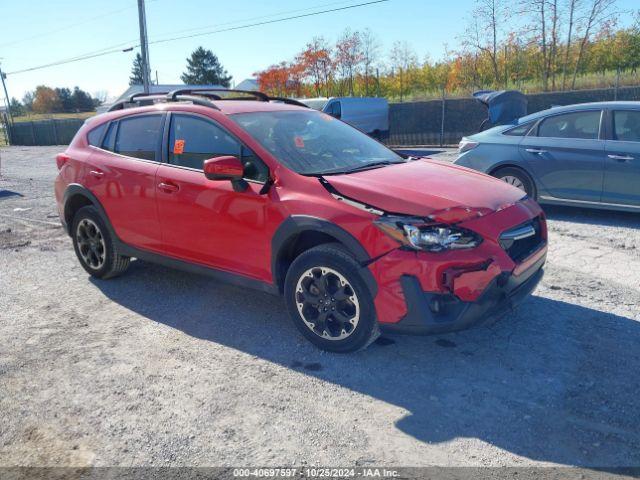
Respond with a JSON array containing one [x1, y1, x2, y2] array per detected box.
[[374, 216, 482, 252]]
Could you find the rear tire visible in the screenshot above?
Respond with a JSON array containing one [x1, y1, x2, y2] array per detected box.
[[284, 243, 379, 353], [71, 206, 130, 279], [492, 166, 536, 199]]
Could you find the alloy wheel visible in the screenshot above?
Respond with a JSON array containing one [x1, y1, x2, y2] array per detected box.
[[76, 218, 106, 270], [295, 266, 360, 340], [500, 175, 526, 192]]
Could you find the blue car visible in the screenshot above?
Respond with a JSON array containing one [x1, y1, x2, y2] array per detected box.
[[455, 101, 640, 212]]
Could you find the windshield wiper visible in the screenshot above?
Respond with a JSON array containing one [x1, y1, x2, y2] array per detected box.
[[320, 160, 405, 175]]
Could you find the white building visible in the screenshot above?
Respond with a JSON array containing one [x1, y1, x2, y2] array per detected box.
[[235, 78, 259, 91]]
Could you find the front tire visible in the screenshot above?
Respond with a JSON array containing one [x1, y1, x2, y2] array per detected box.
[[493, 166, 536, 199], [284, 244, 379, 353], [71, 206, 130, 279]]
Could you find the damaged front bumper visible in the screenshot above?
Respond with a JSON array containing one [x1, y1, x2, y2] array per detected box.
[[380, 249, 546, 335]]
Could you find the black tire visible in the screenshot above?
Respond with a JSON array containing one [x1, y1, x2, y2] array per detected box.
[[71, 206, 130, 279], [492, 166, 537, 199], [284, 243, 380, 353]]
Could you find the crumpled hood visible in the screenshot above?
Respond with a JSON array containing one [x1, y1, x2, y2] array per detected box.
[[323, 159, 526, 222]]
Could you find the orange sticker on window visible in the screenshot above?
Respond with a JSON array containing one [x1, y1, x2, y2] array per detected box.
[[173, 139, 185, 154], [294, 136, 304, 148]]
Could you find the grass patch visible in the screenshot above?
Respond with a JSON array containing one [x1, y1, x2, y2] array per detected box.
[[12, 111, 96, 123], [389, 70, 640, 102]]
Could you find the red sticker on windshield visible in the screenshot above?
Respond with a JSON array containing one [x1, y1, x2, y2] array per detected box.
[[173, 139, 185, 154], [294, 136, 305, 148]]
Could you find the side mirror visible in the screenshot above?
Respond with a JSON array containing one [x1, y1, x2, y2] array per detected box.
[[203, 156, 244, 181]]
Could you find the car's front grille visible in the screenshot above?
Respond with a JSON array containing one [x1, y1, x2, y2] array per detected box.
[[499, 217, 544, 263]]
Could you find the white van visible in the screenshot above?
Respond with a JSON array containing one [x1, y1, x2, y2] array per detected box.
[[300, 97, 389, 140]]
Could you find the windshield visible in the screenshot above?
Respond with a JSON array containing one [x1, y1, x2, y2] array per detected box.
[[230, 110, 402, 175]]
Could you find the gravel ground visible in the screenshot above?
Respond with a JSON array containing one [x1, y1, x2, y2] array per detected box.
[[1, 146, 639, 471]]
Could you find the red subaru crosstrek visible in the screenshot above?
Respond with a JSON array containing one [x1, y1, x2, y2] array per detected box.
[[55, 89, 547, 352]]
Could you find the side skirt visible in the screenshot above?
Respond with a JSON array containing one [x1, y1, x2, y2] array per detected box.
[[538, 195, 640, 213], [117, 242, 279, 296]]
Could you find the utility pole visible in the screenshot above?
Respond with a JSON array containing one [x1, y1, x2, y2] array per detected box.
[[137, 0, 152, 93], [0, 64, 13, 124]]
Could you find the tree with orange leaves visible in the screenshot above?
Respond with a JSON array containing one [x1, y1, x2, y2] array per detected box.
[[297, 37, 334, 97], [334, 29, 364, 96]]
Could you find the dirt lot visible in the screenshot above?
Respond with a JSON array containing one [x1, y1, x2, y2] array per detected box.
[[1, 146, 639, 470]]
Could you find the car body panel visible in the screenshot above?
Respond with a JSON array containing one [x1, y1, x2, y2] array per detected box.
[[455, 101, 640, 212], [324, 159, 525, 217], [156, 164, 275, 281], [603, 139, 640, 206], [87, 151, 163, 252], [518, 135, 605, 202]]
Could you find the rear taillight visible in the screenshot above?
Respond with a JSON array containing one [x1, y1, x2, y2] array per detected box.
[[56, 153, 70, 170], [458, 138, 479, 154]]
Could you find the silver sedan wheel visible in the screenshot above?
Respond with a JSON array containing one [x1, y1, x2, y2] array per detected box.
[[76, 218, 106, 270], [500, 175, 526, 192], [295, 266, 360, 341]]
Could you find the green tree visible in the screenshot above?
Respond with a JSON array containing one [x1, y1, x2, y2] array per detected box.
[[129, 53, 145, 85], [55, 87, 74, 112], [180, 47, 232, 86], [71, 86, 94, 111], [9, 97, 24, 117]]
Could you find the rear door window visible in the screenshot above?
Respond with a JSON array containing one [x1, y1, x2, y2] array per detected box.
[[114, 115, 163, 161], [537, 111, 602, 140], [612, 110, 640, 142]]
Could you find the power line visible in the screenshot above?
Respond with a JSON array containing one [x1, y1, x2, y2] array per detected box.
[[150, 0, 363, 38], [7, 45, 136, 75], [149, 0, 390, 46], [6, 0, 390, 76]]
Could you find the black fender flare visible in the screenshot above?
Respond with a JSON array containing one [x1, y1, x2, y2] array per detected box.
[[62, 184, 118, 239], [271, 215, 377, 295]]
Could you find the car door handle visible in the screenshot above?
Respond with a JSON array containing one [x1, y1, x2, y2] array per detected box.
[[89, 170, 104, 178], [158, 181, 180, 193], [607, 154, 634, 162], [525, 148, 547, 154]]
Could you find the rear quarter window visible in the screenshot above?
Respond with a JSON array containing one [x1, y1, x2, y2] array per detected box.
[[87, 123, 107, 147], [503, 122, 535, 136]]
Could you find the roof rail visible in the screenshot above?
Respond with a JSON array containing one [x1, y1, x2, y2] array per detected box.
[[166, 88, 270, 102], [269, 97, 310, 108], [106, 88, 310, 113], [173, 94, 221, 111], [107, 93, 167, 112], [128, 91, 170, 103]]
